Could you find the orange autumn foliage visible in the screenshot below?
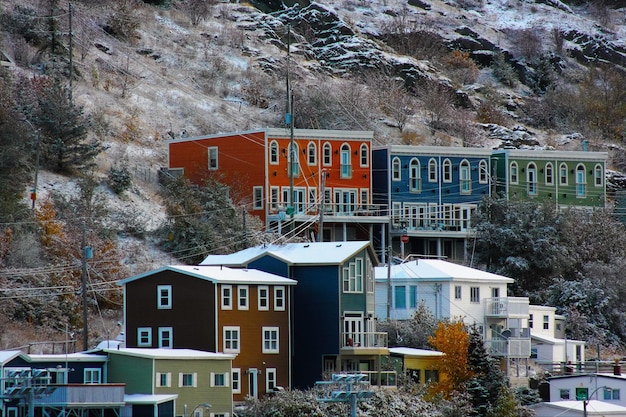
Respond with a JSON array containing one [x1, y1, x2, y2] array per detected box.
[[427, 320, 473, 398]]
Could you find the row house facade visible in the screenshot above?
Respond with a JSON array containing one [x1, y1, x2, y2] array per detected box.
[[372, 145, 493, 261], [200, 241, 391, 390], [492, 149, 608, 208], [119, 265, 296, 403], [167, 128, 387, 243]]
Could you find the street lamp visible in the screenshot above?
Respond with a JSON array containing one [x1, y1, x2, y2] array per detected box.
[[580, 386, 611, 417], [187, 403, 211, 417]]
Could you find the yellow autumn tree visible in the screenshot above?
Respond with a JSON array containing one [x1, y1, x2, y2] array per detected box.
[[427, 320, 473, 398]]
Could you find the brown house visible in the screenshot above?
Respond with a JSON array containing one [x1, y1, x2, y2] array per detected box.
[[119, 265, 296, 402]]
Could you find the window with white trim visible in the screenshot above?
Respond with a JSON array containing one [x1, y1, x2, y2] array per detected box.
[[470, 287, 480, 303], [545, 163, 554, 185], [360, 189, 369, 209], [210, 372, 230, 387], [308, 142, 316, 165], [223, 326, 240, 353], [455, 285, 462, 300], [479, 160, 488, 184], [576, 164, 586, 197], [392, 157, 401, 181], [342, 259, 363, 293], [274, 286, 285, 311], [340, 144, 351, 178], [262, 327, 279, 353], [366, 258, 374, 293], [323, 142, 332, 166], [270, 186, 279, 211], [559, 163, 568, 185], [222, 285, 232, 310], [84, 368, 101, 384], [179, 372, 197, 387], [208, 147, 218, 170], [360, 144, 369, 167], [253, 186, 263, 210], [266, 368, 277, 392], [510, 162, 518, 184], [595, 164, 603, 186], [157, 285, 172, 309], [238, 285, 249, 310], [137, 327, 152, 347], [527, 162, 538, 196], [269, 141, 279, 165], [288, 142, 299, 176], [156, 372, 171, 387], [460, 160, 471, 194], [428, 158, 437, 182], [409, 158, 420, 192], [258, 286, 269, 311], [543, 315, 549, 330], [232, 369, 241, 394], [158, 327, 173, 348], [443, 159, 452, 183]]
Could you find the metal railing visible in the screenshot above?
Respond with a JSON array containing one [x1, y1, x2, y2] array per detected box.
[[484, 297, 530, 317], [487, 337, 531, 358], [341, 332, 388, 349]]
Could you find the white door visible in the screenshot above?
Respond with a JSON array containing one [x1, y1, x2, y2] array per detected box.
[[343, 316, 363, 347]]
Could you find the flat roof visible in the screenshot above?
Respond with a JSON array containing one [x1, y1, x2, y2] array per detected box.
[[375, 259, 514, 283], [124, 393, 178, 405], [103, 348, 235, 360], [389, 347, 444, 357]]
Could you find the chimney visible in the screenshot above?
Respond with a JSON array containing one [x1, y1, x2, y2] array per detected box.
[[614, 358, 621, 376]]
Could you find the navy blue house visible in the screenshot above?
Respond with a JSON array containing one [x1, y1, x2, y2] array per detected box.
[[372, 145, 493, 261], [201, 241, 393, 390]]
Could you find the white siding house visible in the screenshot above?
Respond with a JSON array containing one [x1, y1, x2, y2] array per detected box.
[[529, 305, 585, 364]]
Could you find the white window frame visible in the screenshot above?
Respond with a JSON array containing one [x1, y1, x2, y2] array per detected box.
[[470, 287, 480, 303], [210, 372, 230, 387], [157, 285, 172, 309], [269, 140, 279, 165], [479, 160, 488, 184], [576, 164, 586, 197], [360, 144, 369, 167], [84, 368, 101, 384], [559, 163, 568, 185], [266, 368, 277, 392], [223, 326, 240, 353], [428, 158, 437, 182], [156, 372, 172, 388], [137, 327, 152, 347], [253, 186, 263, 210], [262, 327, 279, 354], [179, 372, 197, 387], [258, 286, 269, 311], [342, 260, 363, 293], [270, 186, 279, 211], [238, 285, 249, 310], [595, 164, 603, 186], [510, 162, 518, 184], [208, 147, 218, 170], [221, 285, 232, 310], [392, 157, 401, 181], [158, 327, 173, 349], [460, 160, 471, 194], [274, 286, 285, 311], [307, 142, 316, 165], [340, 143, 352, 179], [527, 162, 538, 196], [443, 159, 452, 183], [409, 158, 421, 192], [232, 368, 241, 394], [288, 142, 300, 177], [360, 189, 369, 209], [455, 285, 462, 300], [545, 162, 554, 185], [323, 142, 332, 166]]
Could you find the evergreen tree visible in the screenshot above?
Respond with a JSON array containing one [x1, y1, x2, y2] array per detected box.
[[34, 79, 105, 173]]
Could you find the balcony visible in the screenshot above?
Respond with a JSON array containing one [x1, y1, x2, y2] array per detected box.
[[341, 332, 388, 355], [34, 384, 126, 408], [486, 337, 531, 358], [320, 370, 397, 389], [484, 297, 529, 318]]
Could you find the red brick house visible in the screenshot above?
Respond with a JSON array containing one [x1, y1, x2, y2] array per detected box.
[[167, 128, 387, 241], [119, 265, 296, 402]]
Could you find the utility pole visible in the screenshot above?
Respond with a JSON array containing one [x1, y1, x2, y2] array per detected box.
[[81, 221, 88, 351], [317, 169, 326, 242], [286, 25, 295, 233]]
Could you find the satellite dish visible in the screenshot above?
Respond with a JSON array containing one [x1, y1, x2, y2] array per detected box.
[[502, 329, 512, 338]]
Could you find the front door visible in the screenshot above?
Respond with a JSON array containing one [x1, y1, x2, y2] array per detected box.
[[248, 368, 258, 399], [343, 315, 363, 347]]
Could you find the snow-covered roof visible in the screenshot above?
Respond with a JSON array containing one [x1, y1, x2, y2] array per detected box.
[[201, 241, 376, 267], [28, 353, 107, 362], [119, 265, 296, 286], [532, 334, 584, 345], [102, 348, 235, 360], [389, 347, 444, 357], [531, 400, 626, 415], [375, 259, 513, 283], [0, 351, 26, 365], [493, 148, 608, 161], [549, 373, 626, 382], [124, 393, 178, 405]]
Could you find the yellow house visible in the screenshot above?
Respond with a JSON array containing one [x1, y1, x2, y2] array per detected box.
[[389, 347, 445, 385]]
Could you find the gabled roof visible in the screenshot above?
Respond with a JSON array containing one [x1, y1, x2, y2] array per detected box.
[[0, 350, 27, 365], [374, 259, 513, 283], [118, 265, 297, 286], [102, 348, 235, 360], [389, 347, 444, 357], [201, 241, 378, 267]]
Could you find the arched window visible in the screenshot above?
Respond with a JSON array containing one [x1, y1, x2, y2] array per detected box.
[[360, 144, 369, 167], [392, 157, 401, 181], [460, 160, 471, 194], [594, 164, 603, 186], [527, 163, 537, 195], [576, 164, 586, 197], [340, 144, 351, 178], [288, 142, 299, 176], [443, 159, 452, 183], [428, 158, 437, 182], [307, 142, 316, 165], [545, 162, 553, 185], [409, 158, 420, 192], [323, 142, 332, 166], [510, 162, 518, 184], [479, 160, 488, 184], [269, 141, 278, 165], [559, 163, 568, 185]]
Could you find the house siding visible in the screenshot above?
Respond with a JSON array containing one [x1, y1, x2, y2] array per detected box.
[[108, 354, 154, 393]]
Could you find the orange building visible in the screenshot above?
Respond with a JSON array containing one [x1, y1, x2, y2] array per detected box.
[[168, 128, 388, 242]]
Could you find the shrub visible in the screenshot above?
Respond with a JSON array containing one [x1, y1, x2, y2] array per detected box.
[[444, 50, 480, 85], [108, 165, 132, 194], [491, 52, 518, 87]]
